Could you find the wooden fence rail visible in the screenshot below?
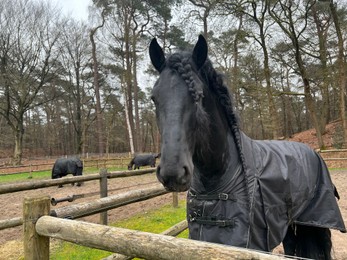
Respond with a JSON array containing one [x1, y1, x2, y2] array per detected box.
[[1, 184, 168, 231], [103, 220, 189, 260], [0, 168, 159, 231], [30, 206, 287, 259], [50, 184, 168, 219], [0, 149, 345, 176], [34, 215, 287, 260], [0, 157, 133, 176], [0, 168, 155, 195]]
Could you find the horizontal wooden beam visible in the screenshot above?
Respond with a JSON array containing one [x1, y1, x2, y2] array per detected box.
[[36, 216, 287, 260], [0, 168, 155, 195], [51, 184, 168, 219], [0, 217, 22, 230], [104, 220, 189, 260], [0, 175, 99, 194], [321, 158, 347, 161], [0, 183, 165, 230], [319, 149, 347, 153]]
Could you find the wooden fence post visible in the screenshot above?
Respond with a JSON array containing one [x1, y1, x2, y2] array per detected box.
[[172, 192, 178, 208], [23, 196, 50, 260], [99, 168, 108, 225], [28, 164, 33, 179]]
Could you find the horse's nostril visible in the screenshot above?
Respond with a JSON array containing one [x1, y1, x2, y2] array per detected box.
[[181, 166, 190, 184], [183, 166, 189, 177]]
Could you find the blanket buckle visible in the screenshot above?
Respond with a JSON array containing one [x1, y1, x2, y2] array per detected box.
[[219, 193, 229, 200]]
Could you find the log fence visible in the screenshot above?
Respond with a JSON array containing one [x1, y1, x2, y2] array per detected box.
[[0, 168, 159, 230], [0, 184, 169, 232], [0, 168, 154, 195], [0, 149, 345, 176], [5, 149, 344, 258], [1, 148, 346, 177], [318, 149, 347, 161], [0, 157, 133, 176], [24, 196, 287, 260]]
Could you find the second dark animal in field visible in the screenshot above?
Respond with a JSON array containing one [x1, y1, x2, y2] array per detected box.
[[51, 157, 83, 187], [128, 153, 160, 170]]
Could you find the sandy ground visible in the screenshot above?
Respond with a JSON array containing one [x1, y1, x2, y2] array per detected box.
[[0, 170, 347, 259]]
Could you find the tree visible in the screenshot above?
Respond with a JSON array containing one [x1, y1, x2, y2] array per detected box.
[[90, 8, 107, 155], [0, 0, 61, 164], [58, 19, 93, 154], [99, 0, 175, 154], [269, 0, 326, 148], [246, 0, 281, 139], [310, 2, 332, 133], [327, 0, 347, 147], [187, 0, 225, 40]]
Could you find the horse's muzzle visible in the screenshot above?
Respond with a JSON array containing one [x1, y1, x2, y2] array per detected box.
[[156, 165, 191, 192]]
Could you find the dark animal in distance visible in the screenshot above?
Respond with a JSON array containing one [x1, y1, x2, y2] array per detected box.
[[52, 157, 83, 187], [149, 35, 346, 259], [128, 153, 160, 170]]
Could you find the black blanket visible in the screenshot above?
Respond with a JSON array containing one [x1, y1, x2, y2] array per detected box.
[[188, 133, 346, 251]]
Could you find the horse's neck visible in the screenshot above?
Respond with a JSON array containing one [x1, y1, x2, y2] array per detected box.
[[192, 110, 242, 193]]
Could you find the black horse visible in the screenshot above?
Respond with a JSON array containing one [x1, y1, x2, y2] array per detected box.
[[149, 35, 346, 259], [128, 153, 160, 170], [52, 157, 83, 187]]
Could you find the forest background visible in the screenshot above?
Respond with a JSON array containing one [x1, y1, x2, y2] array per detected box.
[[0, 0, 347, 165]]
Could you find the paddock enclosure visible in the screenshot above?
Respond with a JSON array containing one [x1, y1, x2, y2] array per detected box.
[[0, 169, 347, 259]]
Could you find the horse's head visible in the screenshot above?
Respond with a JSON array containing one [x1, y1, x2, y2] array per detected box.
[[149, 35, 209, 192]]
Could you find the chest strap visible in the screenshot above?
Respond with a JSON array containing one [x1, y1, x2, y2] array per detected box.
[[190, 215, 235, 227], [189, 192, 236, 201]]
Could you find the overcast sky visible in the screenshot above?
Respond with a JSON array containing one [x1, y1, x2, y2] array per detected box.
[[51, 0, 91, 21]]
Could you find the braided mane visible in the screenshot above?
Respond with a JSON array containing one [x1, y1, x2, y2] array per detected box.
[[199, 58, 246, 170], [166, 52, 209, 144]]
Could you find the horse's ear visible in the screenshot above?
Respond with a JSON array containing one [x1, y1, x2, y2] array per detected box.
[[192, 35, 208, 69], [149, 38, 165, 72]]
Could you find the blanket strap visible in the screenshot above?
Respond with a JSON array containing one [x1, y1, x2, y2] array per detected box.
[[190, 192, 236, 201], [190, 216, 235, 227]]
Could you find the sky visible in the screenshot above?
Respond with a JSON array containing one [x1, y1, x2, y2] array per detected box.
[[52, 0, 91, 21]]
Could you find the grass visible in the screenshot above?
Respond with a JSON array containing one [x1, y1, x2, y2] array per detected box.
[[0, 167, 127, 184], [0, 170, 51, 183], [50, 200, 188, 260]]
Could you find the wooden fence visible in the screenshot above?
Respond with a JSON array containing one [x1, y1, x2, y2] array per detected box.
[[0, 149, 346, 176], [0, 157, 133, 175], [317, 149, 347, 168], [0, 168, 178, 231], [24, 196, 287, 260]]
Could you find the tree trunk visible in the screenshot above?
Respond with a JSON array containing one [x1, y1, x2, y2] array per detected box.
[[297, 50, 325, 148], [90, 31, 104, 155], [124, 13, 135, 153], [89, 12, 106, 156], [75, 68, 83, 155], [232, 13, 243, 108], [312, 3, 330, 135], [124, 96, 135, 154], [262, 36, 280, 139], [13, 125, 24, 165], [330, 0, 347, 147], [132, 33, 141, 152]]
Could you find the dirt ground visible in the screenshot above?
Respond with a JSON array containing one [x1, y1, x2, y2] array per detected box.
[[0, 173, 187, 259], [0, 170, 347, 259]]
